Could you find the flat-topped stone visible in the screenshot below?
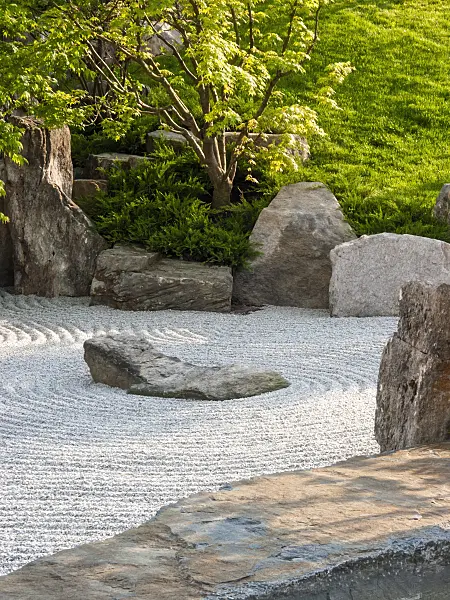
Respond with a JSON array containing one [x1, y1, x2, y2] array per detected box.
[[1, 445, 449, 599], [90, 245, 233, 312], [330, 233, 450, 316], [84, 153, 150, 179]]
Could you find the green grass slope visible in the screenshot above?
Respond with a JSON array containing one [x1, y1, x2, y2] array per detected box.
[[286, 0, 450, 240]]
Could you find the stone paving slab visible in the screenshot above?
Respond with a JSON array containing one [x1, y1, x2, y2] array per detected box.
[[1, 445, 449, 599]]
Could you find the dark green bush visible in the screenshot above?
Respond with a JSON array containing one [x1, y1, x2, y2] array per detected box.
[[71, 115, 159, 168], [77, 142, 277, 269]]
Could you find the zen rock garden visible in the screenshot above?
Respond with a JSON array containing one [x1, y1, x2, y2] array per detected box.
[[1, 1, 450, 594], [0, 118, 449, 600]]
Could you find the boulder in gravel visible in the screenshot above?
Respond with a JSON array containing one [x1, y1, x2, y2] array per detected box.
[[84, 333, 289, 400], [375, 282, 450, 452], [84, 152, 150, 179], [72, 179, 107, 201], [3, 118, 108, 296], [233, 182, 356, 308], [90, 245, 233, 312], [329, 233, 450, 317], [433, 183, 450, 225]]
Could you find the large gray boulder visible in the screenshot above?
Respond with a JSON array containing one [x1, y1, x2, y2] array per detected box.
[[375, 282, 450, 452], [0, 160, 13, 287], [3, 118, 108, 296], [433, 183, 450, 225], [90, 245, 233, 312], [330, 233, 450, 317], [233, 182, 356, 308], [84, 333, 289, 400]]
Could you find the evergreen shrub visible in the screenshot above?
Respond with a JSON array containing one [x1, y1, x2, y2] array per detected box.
[[77, 142, 278, 269]]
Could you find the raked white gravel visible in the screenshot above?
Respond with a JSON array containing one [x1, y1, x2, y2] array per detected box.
[[0, 291, 397, 575]]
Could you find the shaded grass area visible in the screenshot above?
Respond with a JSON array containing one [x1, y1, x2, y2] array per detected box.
[[284, 0, 450, 240]]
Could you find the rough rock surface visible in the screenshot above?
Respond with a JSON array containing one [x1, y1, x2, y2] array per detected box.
[[1, 445, 449, 600], [146, 131, 309, 161], [0, 160, 13, 287], [84, 152, 150, 179], [3, 118, 108, 296], [90, 245, 233, 312], [72, 179, 107, 201], [84, 332, 289, 400], [224, 132, 309, 162], [375, 282, 450, 452], [146, 23, 184, 56], [233, 182, 356, 308], [330, 233, 450, 317], [146, 130, 188, 153], [433, 183, 450, 225]]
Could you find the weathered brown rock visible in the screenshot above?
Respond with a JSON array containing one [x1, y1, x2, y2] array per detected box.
[[1, 445, 449, 599], [90, 245, 233, 312], [84, 333, 289, 400], [375, 282, 450, 452], [84, 152, 150, 179], [72, 179, 107, 201], [233, 182, 356, 308], [3, 118, 108, 296], [0, 160, 13, 287]]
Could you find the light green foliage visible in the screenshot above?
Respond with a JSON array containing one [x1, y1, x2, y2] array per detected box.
[[285, 0, 450, 240], [78, 142, 276, 268], [0, 0, 349, 206]]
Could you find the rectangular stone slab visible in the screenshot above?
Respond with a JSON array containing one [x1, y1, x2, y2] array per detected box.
[[90, 246, 233, 312]]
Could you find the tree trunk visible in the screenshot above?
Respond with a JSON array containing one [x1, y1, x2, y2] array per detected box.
[[211, 177, 233, 208]]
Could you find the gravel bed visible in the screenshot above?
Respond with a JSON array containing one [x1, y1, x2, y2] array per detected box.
[[0, 291, 397, 575]]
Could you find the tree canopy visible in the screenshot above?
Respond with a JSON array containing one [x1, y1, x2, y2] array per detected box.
[[0, 0, 352, 206]]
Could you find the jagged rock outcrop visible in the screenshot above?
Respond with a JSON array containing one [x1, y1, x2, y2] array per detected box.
[[233, 182, 355, 308], [375, 282, 450, 451], [84, 333, 289, 400], [3, 118, 108, 296], [0, 160, 13, 287], [433, 183, 450, 225]]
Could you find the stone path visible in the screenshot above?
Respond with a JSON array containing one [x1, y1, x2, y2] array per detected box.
[[0, 292, 397, 575]]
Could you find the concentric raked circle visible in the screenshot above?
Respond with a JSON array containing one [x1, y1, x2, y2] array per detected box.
[[0, 291, 397, 575]]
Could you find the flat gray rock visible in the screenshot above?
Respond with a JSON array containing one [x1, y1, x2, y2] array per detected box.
[[375, 282, 450, 452], [90, 245, 233, 312], [84, 153, 150, 179], [1, 445, 449, 600], [84, 333, 289, 400], [233, 182, 355, 308], [330, 233, 450, 316]]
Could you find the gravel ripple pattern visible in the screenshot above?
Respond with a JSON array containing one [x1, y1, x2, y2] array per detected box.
[[0, 291, 397, 575]]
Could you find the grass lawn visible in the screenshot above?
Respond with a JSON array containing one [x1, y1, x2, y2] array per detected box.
[[284, 0, 450, 240]]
